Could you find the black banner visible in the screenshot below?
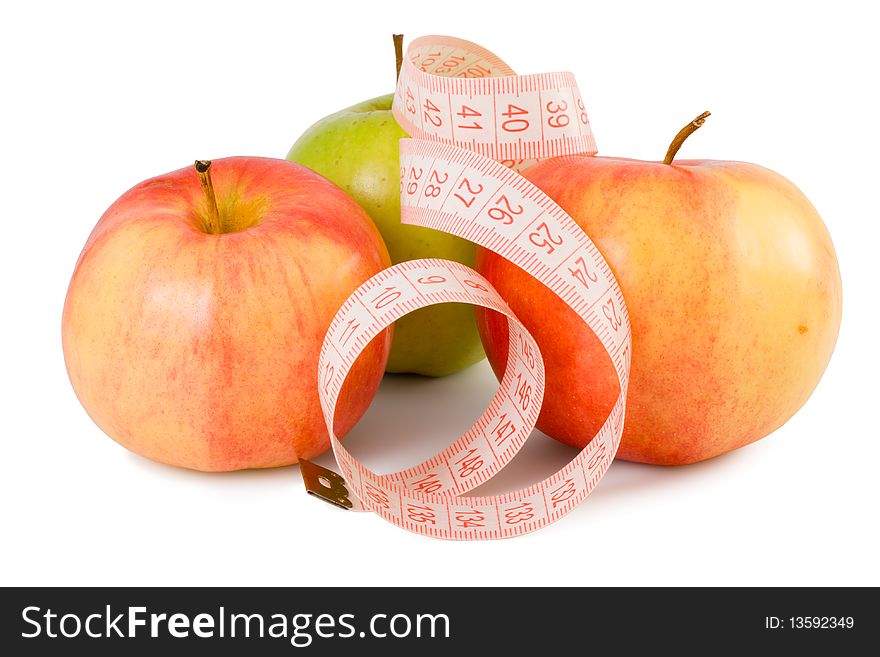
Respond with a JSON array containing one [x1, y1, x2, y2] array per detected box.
[[1, 587, 875, 654]]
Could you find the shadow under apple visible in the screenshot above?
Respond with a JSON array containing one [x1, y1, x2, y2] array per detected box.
[[124, 360, 762, 515]]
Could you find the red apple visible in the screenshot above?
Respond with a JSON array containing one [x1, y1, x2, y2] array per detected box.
[[476, 115, 842, 465], [62, 156, 391, 471]]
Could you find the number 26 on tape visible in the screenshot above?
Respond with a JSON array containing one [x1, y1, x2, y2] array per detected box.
[[487, 194, 523, 225]]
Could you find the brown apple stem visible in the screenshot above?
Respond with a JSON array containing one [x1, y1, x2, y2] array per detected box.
[[663, 111, 711, 165], [194, 160, 221, 234], [393, 34, 404, 81]]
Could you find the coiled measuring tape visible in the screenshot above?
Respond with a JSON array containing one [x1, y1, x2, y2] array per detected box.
[[300, 35, 632, 539]]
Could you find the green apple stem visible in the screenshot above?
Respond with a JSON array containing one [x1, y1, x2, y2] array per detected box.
[[663, 111, 711, 165], [194, 160, 221, 234], [393, 34, 404, 81]]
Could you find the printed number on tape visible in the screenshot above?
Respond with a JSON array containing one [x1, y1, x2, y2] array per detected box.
[[302, 35, 631, 540]]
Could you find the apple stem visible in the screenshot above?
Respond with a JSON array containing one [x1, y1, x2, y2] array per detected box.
[[393, 34, 404, 81], [194, 160, 221, 234], [663, 111, 711, 165]]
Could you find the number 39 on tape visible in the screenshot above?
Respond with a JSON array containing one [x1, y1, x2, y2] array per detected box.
[[299, 35, 631, 540]]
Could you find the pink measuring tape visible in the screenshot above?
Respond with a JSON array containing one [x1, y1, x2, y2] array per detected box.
[[300, 35, 632, 539]]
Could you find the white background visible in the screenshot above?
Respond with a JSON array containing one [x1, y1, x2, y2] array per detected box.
[[2, 0, 878, 587]]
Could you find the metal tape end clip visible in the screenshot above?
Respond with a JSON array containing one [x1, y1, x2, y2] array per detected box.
[[299, 459, 357, 511]]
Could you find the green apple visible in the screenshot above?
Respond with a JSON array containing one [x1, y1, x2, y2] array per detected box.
[[287, 94, 485, 376]]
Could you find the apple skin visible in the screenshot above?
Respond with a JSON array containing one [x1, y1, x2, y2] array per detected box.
[[62, 156, 391, 471], [476, 156, 842, 465], [287, 94, 485, 376]]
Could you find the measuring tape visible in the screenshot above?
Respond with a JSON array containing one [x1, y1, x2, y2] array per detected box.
[[300, 35, 632, 539]]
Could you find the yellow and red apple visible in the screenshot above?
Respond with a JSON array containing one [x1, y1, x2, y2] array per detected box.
[[62, 156, 391, 471], [476, 115, 842, 465]]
